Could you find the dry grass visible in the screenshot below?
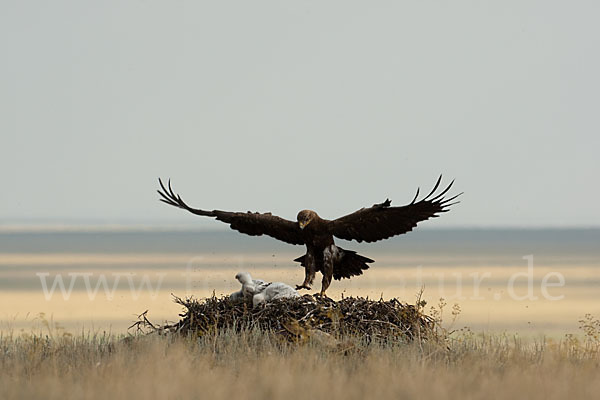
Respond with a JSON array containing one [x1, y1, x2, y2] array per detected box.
[[1, 316, 600, 400]]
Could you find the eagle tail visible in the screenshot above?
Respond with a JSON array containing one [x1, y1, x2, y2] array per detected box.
[[293, 248, 373, 281], [333, 248, 373, 280]]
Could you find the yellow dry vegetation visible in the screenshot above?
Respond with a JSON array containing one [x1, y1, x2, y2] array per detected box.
[[1, 319, 600, 400]]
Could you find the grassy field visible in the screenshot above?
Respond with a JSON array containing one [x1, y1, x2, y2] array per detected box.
[[2, 318, 600, 400]]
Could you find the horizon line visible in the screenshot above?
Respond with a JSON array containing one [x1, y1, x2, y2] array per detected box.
[[1, 223, 599, 234]]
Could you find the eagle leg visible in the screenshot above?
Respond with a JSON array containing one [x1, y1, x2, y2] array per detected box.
[[297, 251, 316, 291], [319, 247, 335, 296], [319, 277, 332, 297]]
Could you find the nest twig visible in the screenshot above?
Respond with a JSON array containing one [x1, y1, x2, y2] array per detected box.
[[134, 294, 438, 344]]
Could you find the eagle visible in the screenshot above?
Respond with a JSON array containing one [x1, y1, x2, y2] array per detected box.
[[157, 176, 461, 296]]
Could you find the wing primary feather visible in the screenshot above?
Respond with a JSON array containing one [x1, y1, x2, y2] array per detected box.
[[157, 178, 215, 216], [157, 189, 173, 205], [440, 192, 463, 205], [423, 174, 443, 200], [442, 201, 461, 208], [158, 178, 170, 199], [158, 178, 178, 205], [429, 179, 455, 202], [410, 187, 420, 204], [157, 179, 178, 206], [329, 175, 461, 243], [168, 179, 177, 199], [157, 178, 303, 245], [159, 198, 177, 207]]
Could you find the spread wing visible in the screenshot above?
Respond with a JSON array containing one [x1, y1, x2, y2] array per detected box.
[[157, 178, 304, 245], [328, 176, 461, 243]]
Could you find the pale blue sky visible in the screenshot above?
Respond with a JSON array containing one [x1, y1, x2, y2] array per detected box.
[[1, 1, 598, 228]]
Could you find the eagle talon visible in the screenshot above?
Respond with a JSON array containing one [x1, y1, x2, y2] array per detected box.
[[295, 284, 311, 291]]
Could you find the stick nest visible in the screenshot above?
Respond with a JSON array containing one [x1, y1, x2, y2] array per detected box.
[[136, 294, 438, 343]]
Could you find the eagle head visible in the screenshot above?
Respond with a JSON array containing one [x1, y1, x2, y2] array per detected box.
[[297, 210, 318, 229], [235, 271, 253, 285]]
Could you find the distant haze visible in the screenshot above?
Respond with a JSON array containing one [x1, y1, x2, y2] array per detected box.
[[1, 1, 599, 228]]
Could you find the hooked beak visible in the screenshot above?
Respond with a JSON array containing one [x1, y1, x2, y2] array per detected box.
[[299, 221, 308, 229]]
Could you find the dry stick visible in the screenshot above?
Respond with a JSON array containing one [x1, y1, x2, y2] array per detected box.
[[132, 294, 438, 347]]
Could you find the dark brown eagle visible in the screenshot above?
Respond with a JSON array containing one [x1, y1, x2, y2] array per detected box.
[[157, 176, 461, 296]]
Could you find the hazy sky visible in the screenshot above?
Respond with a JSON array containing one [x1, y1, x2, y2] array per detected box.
[[1, 1, 598, 228]]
